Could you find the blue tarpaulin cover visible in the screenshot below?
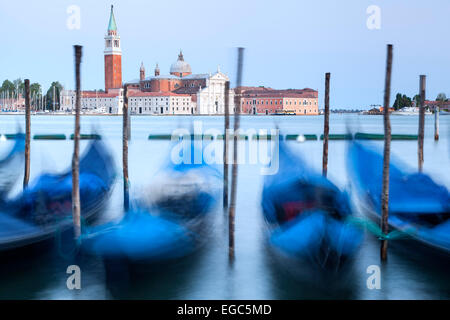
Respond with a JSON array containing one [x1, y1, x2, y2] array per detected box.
[[348, 141, 450, 252]]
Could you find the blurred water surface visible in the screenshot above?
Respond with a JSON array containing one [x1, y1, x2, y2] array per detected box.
[[0, 114, 448, 299]]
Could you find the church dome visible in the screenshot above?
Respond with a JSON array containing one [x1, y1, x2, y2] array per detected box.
[[170, 51, 192, 76]]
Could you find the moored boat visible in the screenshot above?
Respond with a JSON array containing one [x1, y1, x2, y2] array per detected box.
[[81, 136, 221, 263], [0, 133, 25, 198], [261, 141, 363, 276], [347, 141, 450, 257], [0, 140, 116, 251]]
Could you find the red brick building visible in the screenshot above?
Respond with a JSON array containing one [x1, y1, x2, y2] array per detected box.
[[238, 87, 319, 115], [135, 51, 208, 94], [425, 100, 450, 110]]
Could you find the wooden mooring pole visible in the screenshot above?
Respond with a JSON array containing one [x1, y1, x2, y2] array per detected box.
[[381, 44, 393, 261], [223, 81, 230, 210], [434, 103, 439, 141], [123, 85, 130, 212], [72, 45, 82, 238], [229, 47, 244, 262], [23, 79, 31, 189], [418, 75, 426, 172], [322, 73, 330, 177]]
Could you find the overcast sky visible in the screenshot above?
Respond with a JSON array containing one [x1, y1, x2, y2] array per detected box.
[[1, 0, 449, 109]]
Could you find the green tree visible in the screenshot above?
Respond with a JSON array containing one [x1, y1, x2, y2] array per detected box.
[[45, 81, 63, 110], [13, 78, 24, 95], [412, 94, 421, 106], [30, 83, 41, 97], [436, 93, 447, 101], [392, 93, 412, 110], [1, 79, 15, 94]]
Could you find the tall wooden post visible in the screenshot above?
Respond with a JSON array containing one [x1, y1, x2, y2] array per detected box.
[[123, 85, 130, 212], [381, 44, 393, 261], [223, 81, 230, 210], [322, 73, 330, 177], [229, 48, 244, 262], [418, 75, 426, 172], [434, 103, 439, 141], [72, 45, 82, 238], [23, 79, 31, 189]]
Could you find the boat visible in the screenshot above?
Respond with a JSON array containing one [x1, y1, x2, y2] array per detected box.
[[0, 140, 116, 251], [274, 110, 296, 115], [347, 141, 450, 256], [391, 106, 432, 116], [0, 133, 25, 198], [261, 140, 363, 275], [81, 137, 221, 262]]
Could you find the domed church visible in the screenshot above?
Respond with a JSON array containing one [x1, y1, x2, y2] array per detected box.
[[170, 51, 192, 77], [126, 51, 235, 115]]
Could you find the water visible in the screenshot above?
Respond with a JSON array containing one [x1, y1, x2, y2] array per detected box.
[[0, 114, 449, 299]]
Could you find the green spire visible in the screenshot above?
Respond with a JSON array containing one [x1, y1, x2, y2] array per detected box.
[[108, 5, 117, 32]]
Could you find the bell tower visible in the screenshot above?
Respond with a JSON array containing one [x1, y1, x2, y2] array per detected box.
[[104, 5, 122, 92], [140, 62, 145, 81]]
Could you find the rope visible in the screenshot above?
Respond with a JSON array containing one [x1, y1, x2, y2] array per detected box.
[[345, 215, 416, 240]]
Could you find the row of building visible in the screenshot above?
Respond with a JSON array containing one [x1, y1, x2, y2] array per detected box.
[[59, 5, 319, 116]]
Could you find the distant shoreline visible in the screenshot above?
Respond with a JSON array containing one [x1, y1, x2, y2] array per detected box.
[[0, 112, 359, 117]]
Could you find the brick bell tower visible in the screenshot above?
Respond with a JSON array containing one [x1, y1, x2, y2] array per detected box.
[[104, 5, 122, 92]]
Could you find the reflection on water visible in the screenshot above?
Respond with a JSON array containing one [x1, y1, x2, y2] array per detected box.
[[0, 114, 448, 299]]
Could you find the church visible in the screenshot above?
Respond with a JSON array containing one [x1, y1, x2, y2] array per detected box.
[[60, 5, 317, 116], [125, 52, 235, 115]]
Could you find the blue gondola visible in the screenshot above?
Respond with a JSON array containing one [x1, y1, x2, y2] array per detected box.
[[81, 137, 220, 262], [262, 141, 362, 273], [0, 133, 25, 198], [0, 140, 116, 251], [348, 141, 450, 255]]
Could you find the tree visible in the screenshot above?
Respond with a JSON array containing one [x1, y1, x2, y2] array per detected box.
[[30, 83, 41, 96], [1, 80, 15, 94], [436, 93, 447, 101], [392, 93, 412, 110], [13, 78, 24, 95], [45, 81, 63, 110], [412, 94, 421, 107]]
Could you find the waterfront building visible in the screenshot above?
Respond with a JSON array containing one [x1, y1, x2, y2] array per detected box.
[[127, 91, 194, 115], [237, 87, 319, 115], [126, 54, 235, 115], [60, 89, 124, 114], [425, 100, 450, 111], [60, 6, 316, 116]]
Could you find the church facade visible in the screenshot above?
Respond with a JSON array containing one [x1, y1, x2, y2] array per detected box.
[[126, 52, 235, 115]]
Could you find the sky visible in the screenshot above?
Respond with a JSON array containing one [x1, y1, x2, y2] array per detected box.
[[0, 0, 449, 109]]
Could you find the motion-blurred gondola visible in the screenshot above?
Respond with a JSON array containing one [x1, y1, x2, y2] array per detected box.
[[0, 140, 116, 251], [81, 136, 220, 263], [0, 133, 25, 197], [262, 140, 362, 277], [348, 141, 450, 257]]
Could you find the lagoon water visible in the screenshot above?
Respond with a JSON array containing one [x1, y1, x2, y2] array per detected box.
[[0, 114, 449, 299]]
